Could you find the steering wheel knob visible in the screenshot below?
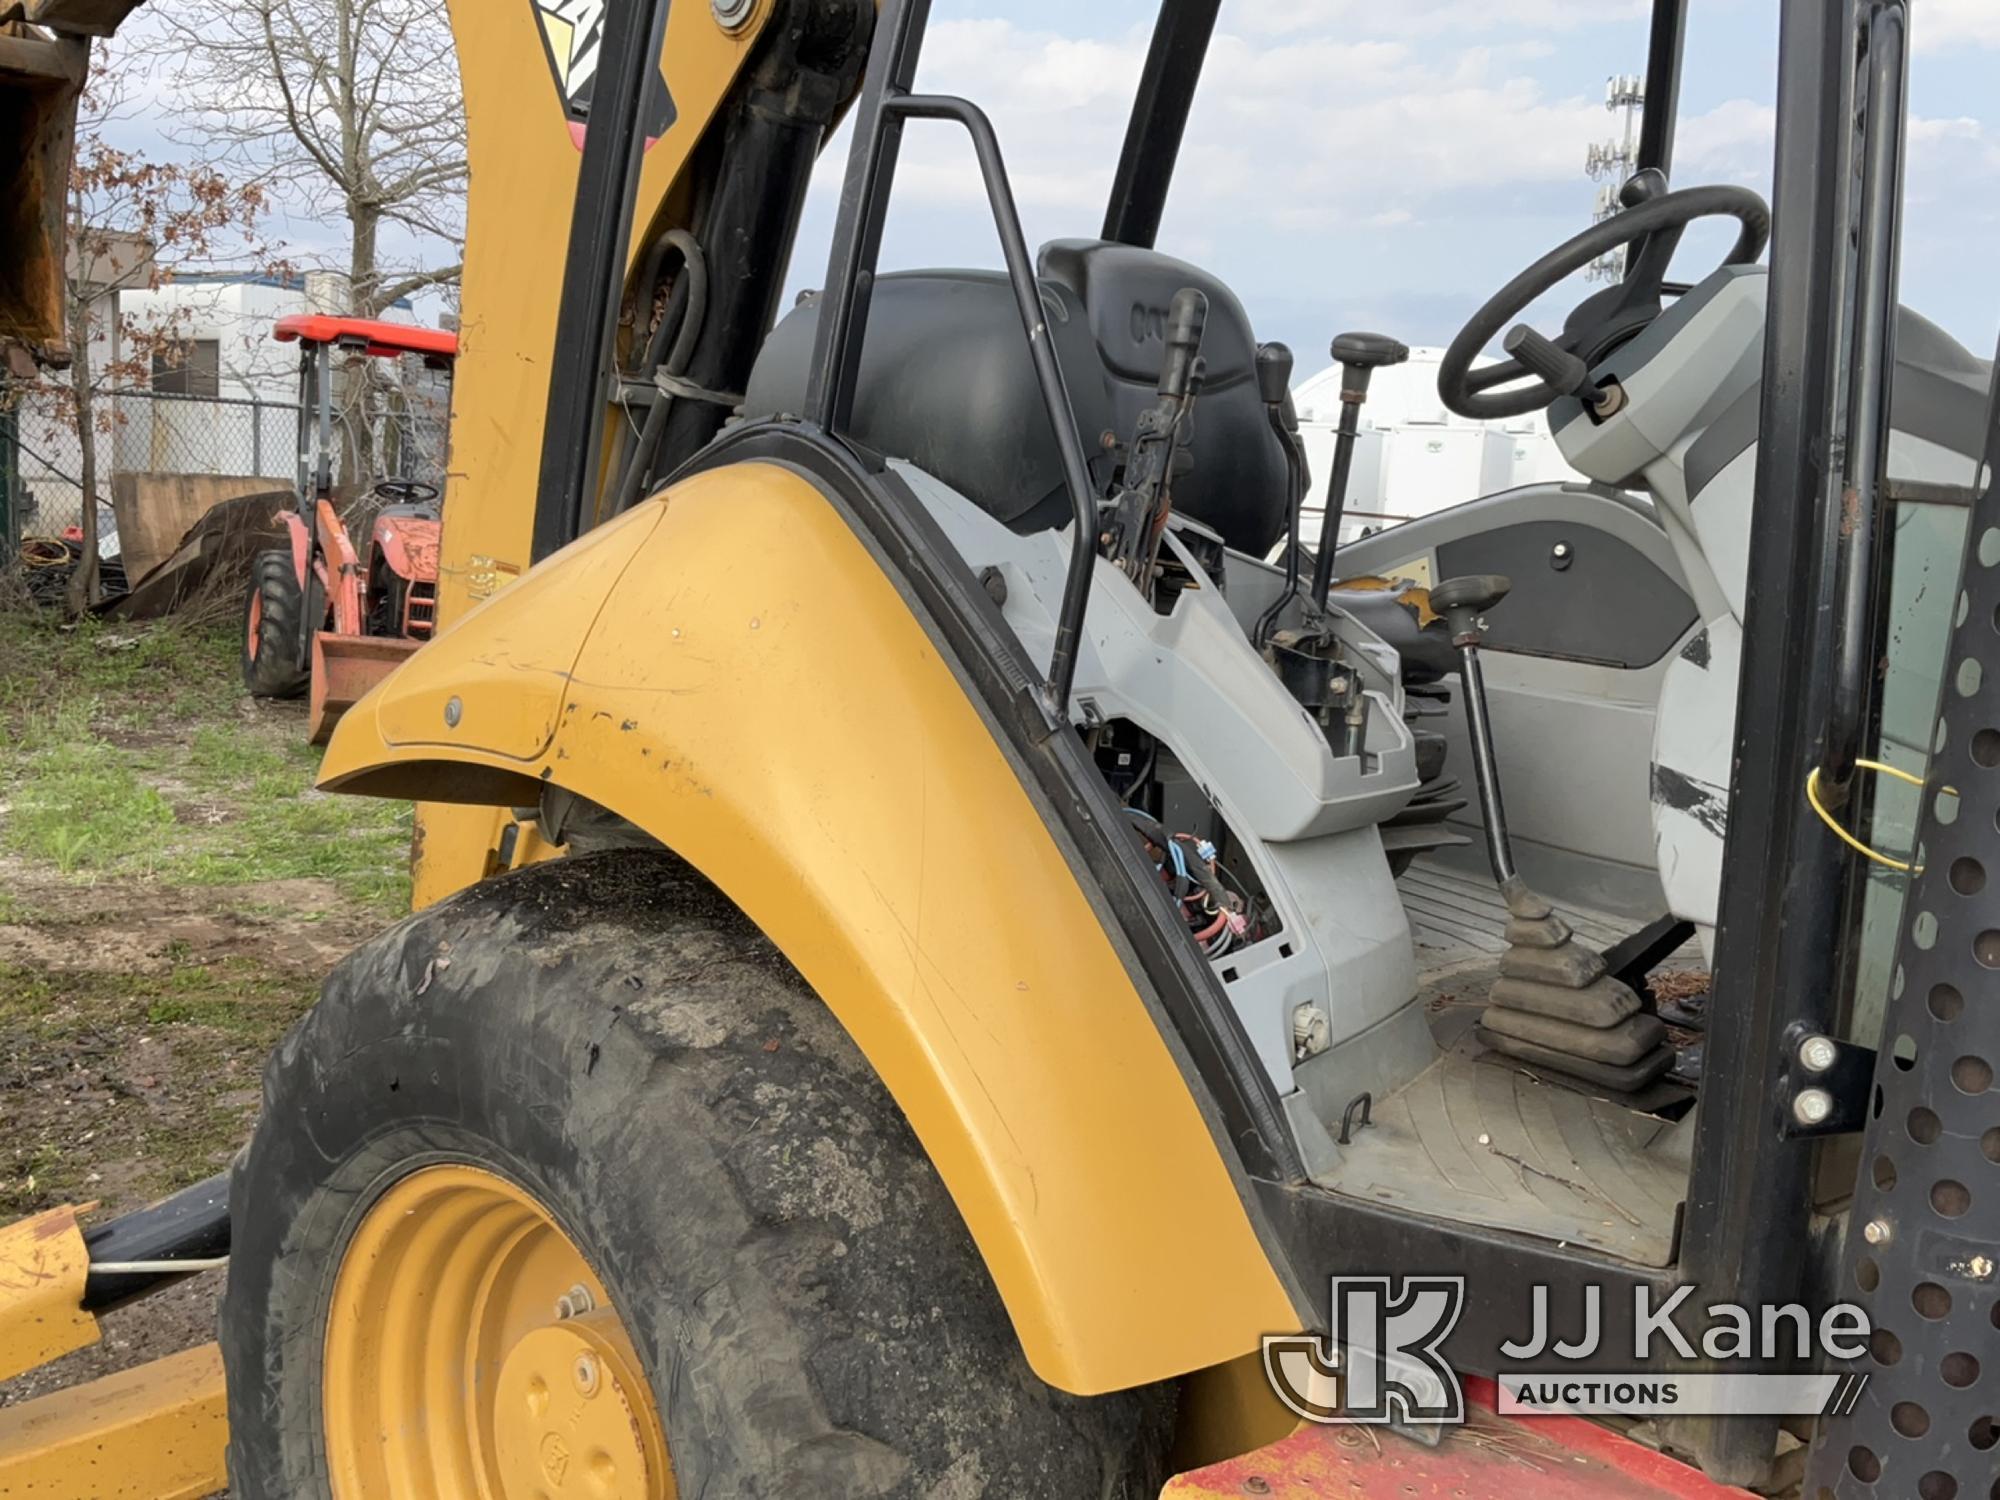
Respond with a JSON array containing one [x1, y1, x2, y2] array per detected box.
[[1619, 166, 1669, 209]]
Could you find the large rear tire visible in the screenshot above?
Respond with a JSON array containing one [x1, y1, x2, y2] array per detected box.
[[220, 851, 1177, 1498], [242, 548, 309, 698]]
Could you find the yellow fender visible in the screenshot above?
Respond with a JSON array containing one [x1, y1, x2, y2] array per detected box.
[[321, 459, 1295, 1395]]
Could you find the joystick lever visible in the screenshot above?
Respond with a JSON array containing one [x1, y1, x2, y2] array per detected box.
[[1309, 332, 1409, 610], [1101, 287, 1208, 588], [1503, 325, 1626, 419], [1251, 343, 1309, 648]]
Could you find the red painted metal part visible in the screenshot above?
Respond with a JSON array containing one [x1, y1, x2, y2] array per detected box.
[[369, 515, 441, 586], [279, 511, 312, 592], [308, 631, 422, 746], [314, 499, 365, 637], [1162, 1379, 1753, 1499], [272, 314, 459, 363]]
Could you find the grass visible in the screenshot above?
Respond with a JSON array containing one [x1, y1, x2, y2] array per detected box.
[[5, 733, 180, 874], [0, 952, 315, 1214], [0, 957, 304, 1041], [0, 596, 416, 1216], [0, 606, 412, 911]]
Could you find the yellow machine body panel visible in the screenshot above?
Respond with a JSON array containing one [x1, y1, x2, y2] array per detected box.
[[0, 1205, 96, 1381], [0, 1344, 228, 1500], [320, 459, 1295, 1395], [412, 0, 793, 901]]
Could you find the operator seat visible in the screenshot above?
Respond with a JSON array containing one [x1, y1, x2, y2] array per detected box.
[[743, 240, 1292, 555]]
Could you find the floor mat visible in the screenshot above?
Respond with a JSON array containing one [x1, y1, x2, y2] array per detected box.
[[1312, 1018, 1687, 1265]]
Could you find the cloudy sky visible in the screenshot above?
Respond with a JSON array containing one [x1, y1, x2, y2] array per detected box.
[[104, 1, 2000, 378], [781, 0, 2000, 376]]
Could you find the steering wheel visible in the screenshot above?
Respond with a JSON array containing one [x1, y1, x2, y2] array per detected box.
[[1438, 177, 1771, 421], [373, 478, 440, 504]]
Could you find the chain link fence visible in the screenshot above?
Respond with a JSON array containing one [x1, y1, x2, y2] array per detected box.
[[0, 385, 450, 564]]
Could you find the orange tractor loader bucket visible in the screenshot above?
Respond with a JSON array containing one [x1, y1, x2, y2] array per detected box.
[[308, 631, 422, 746]]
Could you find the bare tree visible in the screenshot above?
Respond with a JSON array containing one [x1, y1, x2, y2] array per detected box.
[[162, 0, 466, 319], [4, 45, 269, 610], [160, 0, 467, 483]]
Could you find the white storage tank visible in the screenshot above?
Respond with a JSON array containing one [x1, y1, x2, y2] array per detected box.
[[1293, 346, 1587, 548]]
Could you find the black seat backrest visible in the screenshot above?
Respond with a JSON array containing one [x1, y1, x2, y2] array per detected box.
[[741, 241, 1290, 556], [1035, 239, 1287, 554]]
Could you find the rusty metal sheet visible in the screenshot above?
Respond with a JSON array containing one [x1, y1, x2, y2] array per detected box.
[[0, 1205, 98, 1383], [311, 630, 423, 745], [21, 0, 149, 39], [0, 27, 87, 367]]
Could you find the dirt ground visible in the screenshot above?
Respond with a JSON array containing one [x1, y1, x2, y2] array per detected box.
[[0, 602, 411, 1420]]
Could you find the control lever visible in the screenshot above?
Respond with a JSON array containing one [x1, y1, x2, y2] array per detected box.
[[1158, 286, 1207, 407], [1255, 339, 1294, 409], [1430, 574, 1520, 891], [1308, 332, 1409, 611], [1503, 325, 1626, 419], [1433, 571, 1674, 1091], [1252, 342, 1307, 647], [1101, 288, 1209, 589]]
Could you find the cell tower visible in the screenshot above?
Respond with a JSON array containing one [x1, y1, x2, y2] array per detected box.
[[1584, 72, 1645, 283]]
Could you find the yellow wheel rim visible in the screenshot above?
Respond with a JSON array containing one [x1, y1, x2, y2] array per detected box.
[[323, 1163, 674, 1499]]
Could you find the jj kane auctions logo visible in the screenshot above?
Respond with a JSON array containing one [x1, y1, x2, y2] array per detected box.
[[1264, 1278, 1873, 1424]]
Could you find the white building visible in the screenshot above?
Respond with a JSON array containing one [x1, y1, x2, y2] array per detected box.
[[108, 272, 427, 482], [11, 266, 439, 547], [1292, 346, 1587, 549]]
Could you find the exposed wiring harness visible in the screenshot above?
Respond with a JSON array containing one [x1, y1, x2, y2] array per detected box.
[[1125, 807, 1253, 958]]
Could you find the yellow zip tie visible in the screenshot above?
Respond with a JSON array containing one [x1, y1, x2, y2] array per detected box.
[[1805, 758, 1940, 874]]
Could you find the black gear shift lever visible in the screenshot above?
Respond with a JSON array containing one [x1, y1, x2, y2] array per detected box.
[[1430, 573, 1519, 888], [1310, 332, 1409, 611], [1252, 343, 1308, 648], [1432, 568, 1674, 1091]]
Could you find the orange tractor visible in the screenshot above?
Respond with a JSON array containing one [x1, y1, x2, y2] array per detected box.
[[240, 313, 458, 741]]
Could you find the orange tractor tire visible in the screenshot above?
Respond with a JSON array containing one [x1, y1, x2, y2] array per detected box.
[[242, 549, 310, 699]]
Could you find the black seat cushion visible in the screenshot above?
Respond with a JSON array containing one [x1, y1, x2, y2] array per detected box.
[[742, 241, 1291, 555]]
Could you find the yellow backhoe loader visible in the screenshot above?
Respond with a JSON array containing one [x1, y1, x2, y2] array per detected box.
[[4, 1, 1996, 1497]]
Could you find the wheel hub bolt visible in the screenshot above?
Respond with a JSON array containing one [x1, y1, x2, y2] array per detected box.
[[1799, 1034, 1839, 1073], [573, 1351, 601, 1397], [554, 1283, 596, 1320]]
